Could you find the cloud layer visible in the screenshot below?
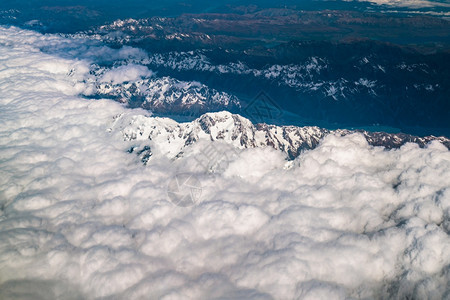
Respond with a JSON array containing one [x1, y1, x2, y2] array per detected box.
[[355, 0, 450, 8], [0, 26, 449, 299]]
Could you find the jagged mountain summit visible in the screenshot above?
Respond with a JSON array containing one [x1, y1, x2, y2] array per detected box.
[[111, 111, 450, 164]]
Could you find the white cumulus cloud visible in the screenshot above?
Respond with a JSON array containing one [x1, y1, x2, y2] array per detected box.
[[353, 0, 450, 8], [100, 64, 154, 84]]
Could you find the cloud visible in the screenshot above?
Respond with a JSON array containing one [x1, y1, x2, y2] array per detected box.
[[353, 0, 450, 8], [100, 64, 154, 84], [0, 26, 449, 299]]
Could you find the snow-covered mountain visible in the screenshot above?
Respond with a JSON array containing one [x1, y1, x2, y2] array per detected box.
[[88, 64, 240, 114], [148, 51, 350, 98], [146, 49, 443, 101], [112, 111, 450, 164]]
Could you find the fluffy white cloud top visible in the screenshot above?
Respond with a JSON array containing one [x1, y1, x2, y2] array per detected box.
[[0, 26, 449, 299], [100, 64, 154, 84], [354, 0, 450, 8]]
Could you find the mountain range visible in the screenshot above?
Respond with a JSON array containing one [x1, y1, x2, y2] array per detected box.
[[111, 111, 450, 165]]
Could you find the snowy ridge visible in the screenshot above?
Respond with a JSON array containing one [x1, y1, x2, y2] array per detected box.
[[146, 50, 442, 99], [87, 18, 214, 45], [113, 111, 450, 162], [148, 51, 327, 78], [148, 51, 343, 95], [88, 64, 240, 113], [146, 50, 398, 100], [95, 75, 240, 112]]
